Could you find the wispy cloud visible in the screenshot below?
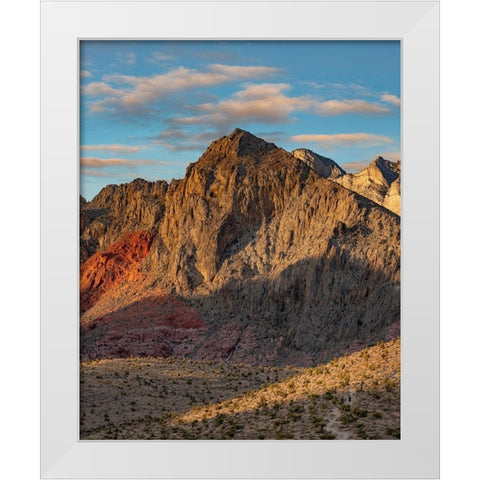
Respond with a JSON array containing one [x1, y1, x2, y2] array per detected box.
[[168, 83, 391, 131], [291, 133, 394, 149], [153, 129, 218, 152], [314, 99, 390, 115], [381, 94, 401, 107], [301, 81, 372, 96], [80, 144, 146, 154], [80, 70, 91, 78], [176, 83, 306, 126], [81, 169, 122, 178], [116, 52, 136, 65], [254, 131, 286, 143], [80, 157, 170, 168], [148, 51, 175, 63], [83, 64, 279, 114], [81, 169, 161, 179], [302, 82, 399, 109]]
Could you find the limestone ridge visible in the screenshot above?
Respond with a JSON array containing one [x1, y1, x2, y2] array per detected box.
[[80, 129, 401, 366], [291, 148, 346, 179], [335, 156, 401, 215], [291, 149, 400, 215]]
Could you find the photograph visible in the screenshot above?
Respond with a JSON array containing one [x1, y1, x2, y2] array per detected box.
[[79, 40, 401, 440]]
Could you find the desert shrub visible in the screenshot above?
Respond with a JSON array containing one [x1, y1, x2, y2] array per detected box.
[[352, 407, 368, 418], [384, 377, 395, 392], [385, 427, 400, 439], [257, 395, 267, 407], [275, 429, 294, 440], [341, 413, 357, 424]]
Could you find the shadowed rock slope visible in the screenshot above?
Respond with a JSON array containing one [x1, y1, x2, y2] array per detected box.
[[80, 129, 400, 366]]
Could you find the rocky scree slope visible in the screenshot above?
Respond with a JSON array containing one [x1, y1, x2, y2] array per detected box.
[[80, 129, 400, 366]]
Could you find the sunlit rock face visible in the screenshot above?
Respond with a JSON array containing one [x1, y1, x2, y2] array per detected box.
[[335, 156, 401, 215], [291, 148, 346, 179]]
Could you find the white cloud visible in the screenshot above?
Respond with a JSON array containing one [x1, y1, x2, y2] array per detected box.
[[170, 83, 391, 129], [177, 83, 306, 126], [84, 64, 279, 114], [80, 70, 91, 78]]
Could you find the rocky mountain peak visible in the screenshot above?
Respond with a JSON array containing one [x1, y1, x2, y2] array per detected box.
[[291, 148, 346, 179], [201, 128, 277, 163], [370, 156, 400, 185]]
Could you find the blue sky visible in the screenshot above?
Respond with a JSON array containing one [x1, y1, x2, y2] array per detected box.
[[80, 41, 400, 200]]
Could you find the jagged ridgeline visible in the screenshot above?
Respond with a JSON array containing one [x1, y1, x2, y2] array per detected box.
[[80, 129, 400, 366]]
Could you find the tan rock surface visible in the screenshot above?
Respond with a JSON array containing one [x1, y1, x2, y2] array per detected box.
[[291, 148, 346, 179], [335, 157, 401, 215]]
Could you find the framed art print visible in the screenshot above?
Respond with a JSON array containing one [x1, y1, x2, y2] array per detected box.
[[41, 1, 439, 478]]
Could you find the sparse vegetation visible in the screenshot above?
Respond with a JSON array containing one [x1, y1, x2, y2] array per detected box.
[[80, 339, 400, 440]]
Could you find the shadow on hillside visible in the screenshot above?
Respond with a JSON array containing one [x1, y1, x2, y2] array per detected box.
[[165, 385, 401, 440], [80, 341, 400, 440], [80, 247, 400, 366]]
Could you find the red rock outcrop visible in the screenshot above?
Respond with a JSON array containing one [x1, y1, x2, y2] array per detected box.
[[80, 231, 155, 312]]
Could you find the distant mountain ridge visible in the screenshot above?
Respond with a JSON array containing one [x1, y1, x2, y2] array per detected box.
[[291, 148, 346, 179], [335, 156, 401, 215], [291, 149, 400, 215], [80, 129, 400, 366]]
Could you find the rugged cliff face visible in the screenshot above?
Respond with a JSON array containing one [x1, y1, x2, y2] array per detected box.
[[80, 129, 400, 366], [335, 157, 401, 215], [80, 178, 168, 263]]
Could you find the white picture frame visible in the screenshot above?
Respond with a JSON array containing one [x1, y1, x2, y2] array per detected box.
[[41, 1, 439, 478]]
